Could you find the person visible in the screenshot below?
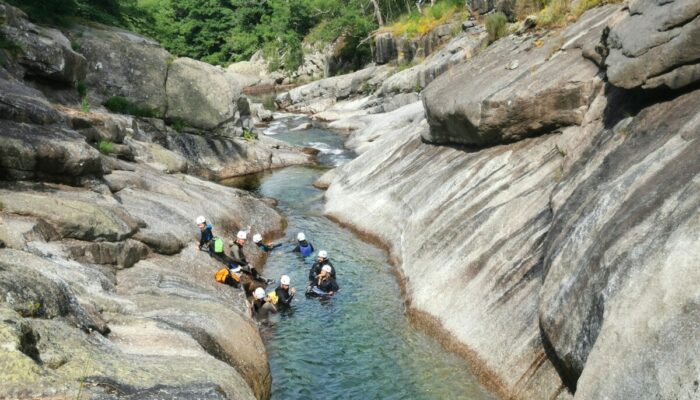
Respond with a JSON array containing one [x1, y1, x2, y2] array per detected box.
[[253, 233, 282, 252], [311, 265, 339, 296], [196, 216, 214, 252], [275, 275, 296, 308], [251, 287, 277, 319], [308, 250, 335, 282], [229, 230, 260, 278], [292, 232, 314, 257]]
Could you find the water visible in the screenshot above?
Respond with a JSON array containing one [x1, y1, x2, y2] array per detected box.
[[227, 114, 496, 400]]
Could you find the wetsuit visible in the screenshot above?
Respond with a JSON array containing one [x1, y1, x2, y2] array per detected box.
[[230, 242, 260, 278], [275, 286, 294, 307], [252, 298, 276, 319], [313, 277, 339, 294], [199, 224, 214, 251], [292, 240, 314, 256], [256, 242, 282, 252], [308, 259, 335, 281]]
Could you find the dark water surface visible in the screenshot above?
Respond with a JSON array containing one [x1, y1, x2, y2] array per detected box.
[[227, 114, 496, 400]]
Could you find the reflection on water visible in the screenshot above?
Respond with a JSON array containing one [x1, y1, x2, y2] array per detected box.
[[224, 115, 496, 400]]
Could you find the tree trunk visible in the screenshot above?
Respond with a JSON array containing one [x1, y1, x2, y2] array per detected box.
[[371, 0, 385, 26]]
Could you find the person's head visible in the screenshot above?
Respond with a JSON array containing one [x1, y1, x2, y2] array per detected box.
[[236, 230, 247, 245], [266, 291, 278, 305], [320, 265, 332, 278], [280, 274, 290, 289], [196, 216, 206, 230], [253, 287, 265, 300], [317, 250, 328, 262], [253, 233, 262, 244], [297, 232, 305, 242]]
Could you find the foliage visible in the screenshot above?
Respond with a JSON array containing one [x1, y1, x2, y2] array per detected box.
[[241, 128, 258, 141], [170, 117, 186, 133], [77, 82, 88, 98], [97, 139, 115, 154], [383, 0, 466, 39], [80, 97, 91, 113], [537, 0, 569, 27], [485, 12, 508, 43], [6, 0, 139, 27], [0, 36, 22, 54], [103, 96, 157, 118]]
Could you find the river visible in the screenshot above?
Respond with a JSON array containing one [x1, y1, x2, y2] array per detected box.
[[224, 110, 496, 400]]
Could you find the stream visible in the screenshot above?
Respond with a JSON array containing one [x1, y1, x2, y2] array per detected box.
[[224, 110, 496, 400]]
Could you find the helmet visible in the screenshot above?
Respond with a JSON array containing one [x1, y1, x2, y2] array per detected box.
[[318, 250, 328, 258], [196, 216, 206, 225], [297, 232, 306, 241], [253, 233, 262, 243], [321, 265, 332, 273], [280, 275, 290, 285], [253, 287, 265, 299], [236, 231, 247, 240]]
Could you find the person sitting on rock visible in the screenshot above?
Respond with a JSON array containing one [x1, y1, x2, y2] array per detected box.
[[275, 274, 296, 308], [253, 233, 282, 252], [308, 250, 335, 282], [229, 230, 261, 278], [311, 265, 339, 296], [196, 216, 214, 252], [292, 232, 314, 257], [251, 287, 277, 320]]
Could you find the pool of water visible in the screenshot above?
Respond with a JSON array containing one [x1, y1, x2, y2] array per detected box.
[[229, 114, 496, 400]]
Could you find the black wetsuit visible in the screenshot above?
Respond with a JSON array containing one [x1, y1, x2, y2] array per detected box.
[[275, 286, 294, 307], [308, 259, 335, 281], [230, 242, 260, 278], [313, 277, 339, 294], [199, 224, 214, 251]]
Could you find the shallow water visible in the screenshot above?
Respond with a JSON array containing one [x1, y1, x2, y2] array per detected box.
[[229, 115, 496, 400]]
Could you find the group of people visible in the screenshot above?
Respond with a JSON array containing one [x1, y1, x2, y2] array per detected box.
[[196, 216, 340, 320]]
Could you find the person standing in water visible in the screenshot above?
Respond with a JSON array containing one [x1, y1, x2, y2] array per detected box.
[[253, 233, 282, 252], [308, 250, 335, 281], [292, 232, 314, 257], [251, 287, 277, 320], [275, 275, 296, 308], [312, 265, 339, 296]]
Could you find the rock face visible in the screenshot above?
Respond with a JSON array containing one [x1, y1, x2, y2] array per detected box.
[[604, 0, 700, 90], [423, 6, 619, 147], [166, 58, 241, 130], [539, 89, 700, 396], [373, 24, 459, 66], [322, 4, 699, 400]]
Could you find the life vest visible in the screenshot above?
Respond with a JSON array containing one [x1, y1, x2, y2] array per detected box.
[[215, 268, 240, 286], [213, 237, 224, 253], [299, 243, 313, 257]]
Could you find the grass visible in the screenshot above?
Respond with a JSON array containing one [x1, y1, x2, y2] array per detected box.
[[241, 128, 257, 141], [103, 96, 158, 118], [382, 0, 468, 39], [97, 139, 115, 154], [80, 97, 90, 113], [0, 36, 22, 54], [71, 40, 81, 51], [485, 12, 508, 43], [76, 81, 88, 98], [170, 118, 186, 133]]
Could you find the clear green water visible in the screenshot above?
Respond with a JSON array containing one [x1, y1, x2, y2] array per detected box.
[[231, 115, 496, 400]]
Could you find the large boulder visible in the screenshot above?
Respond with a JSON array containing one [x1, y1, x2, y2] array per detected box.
[[539, 89, 700, 396], [166, 57, 242, 130], [0, 75, 63, 125], [0, 3, 86, 84], [70, 24, 170, 115], [422, 6, 620, 147], [604, 0, 700, 90], [375, 32, 398, 65]]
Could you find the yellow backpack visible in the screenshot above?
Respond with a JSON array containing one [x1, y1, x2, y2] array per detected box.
[[215, 268, 240, 284]]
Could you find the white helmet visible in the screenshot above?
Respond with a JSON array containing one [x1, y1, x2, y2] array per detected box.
[[297, 232, 306, 241], [318, 250, 328, 258], [253, 287, 266, 299], [253, 233, 262, 243], [280, 275, 291, 285], [196, 216, 206, 225], [236, 231, 247, 240], [321, 265, 332, 273]]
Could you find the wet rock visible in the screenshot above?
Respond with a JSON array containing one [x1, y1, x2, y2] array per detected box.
[[422, 6, 620, 147], [166, 58, 242, 130], [0, 121, 102, 181], [604, 0, 700, 90], [540, 89, 700, 395]]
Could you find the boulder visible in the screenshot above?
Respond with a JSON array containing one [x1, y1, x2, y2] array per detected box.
[[0, 121, 102, 181], [0, 76, 63, 125], [604, 0, 700, 90], [422, 6, 620, 146], [166, 57, 242, 130], [0, 3, 86, 84], [539, 89, 700, 396], [375, 32, 398, 65], [70, 24, 170, 115]]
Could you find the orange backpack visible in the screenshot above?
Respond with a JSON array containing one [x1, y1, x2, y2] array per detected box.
[[215, 268, 240, 284]]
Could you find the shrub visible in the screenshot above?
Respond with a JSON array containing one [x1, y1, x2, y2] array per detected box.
[[97, 139, 115, 154], [103, 96, 157, 118], [171, 118, 186, 133], [76, 81, 87, 98], [71, 41, 81, 51], [486, 12, 508, 43], [241, 129, 257, 141], [0, 36, 22, 54], [80, 97, 90, 113], [538, 0, 569, 27]]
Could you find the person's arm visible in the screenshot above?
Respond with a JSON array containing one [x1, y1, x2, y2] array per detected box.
[[292, 244, 300, 253], [308, 265, 317, 281], [329, 280, 339, 294]]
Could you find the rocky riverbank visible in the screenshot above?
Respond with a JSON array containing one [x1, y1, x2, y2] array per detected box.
[[0, 2, 316, 398], [277, 1, 699, 399]]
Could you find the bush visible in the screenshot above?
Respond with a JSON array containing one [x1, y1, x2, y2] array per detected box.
[[385, 0, 467, 39], [80, 97, 90, 113], [538, 0, 569, 27], [486, 12, 508, 43], [76, 81, 88, 98], [241, 129, 257, 141], [97, 139, 114, 154], [103, 96, 157, 118], [170, 118, 186, 133]]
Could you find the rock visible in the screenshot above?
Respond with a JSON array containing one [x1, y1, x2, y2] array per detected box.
[[0, 3, 86, 84], [0, 121, 103, 181], [422, 6, 620, 146], [67, 238, 148, 269], [250, 103, 273, 122], [539, 89, 700, 395], [462, 21, 476, 31], [130, 140, 188, 174], [166, 58, 242, 130], [70, 24, 170, 115], [313, 168, 336, 189], [506, 59, 519, 70], [517, 15, 537, 35], [375, 32, 398, 65], [290, 122, 312, 131], [0, 76, 64, 125], [604, 0, 700, 90]]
